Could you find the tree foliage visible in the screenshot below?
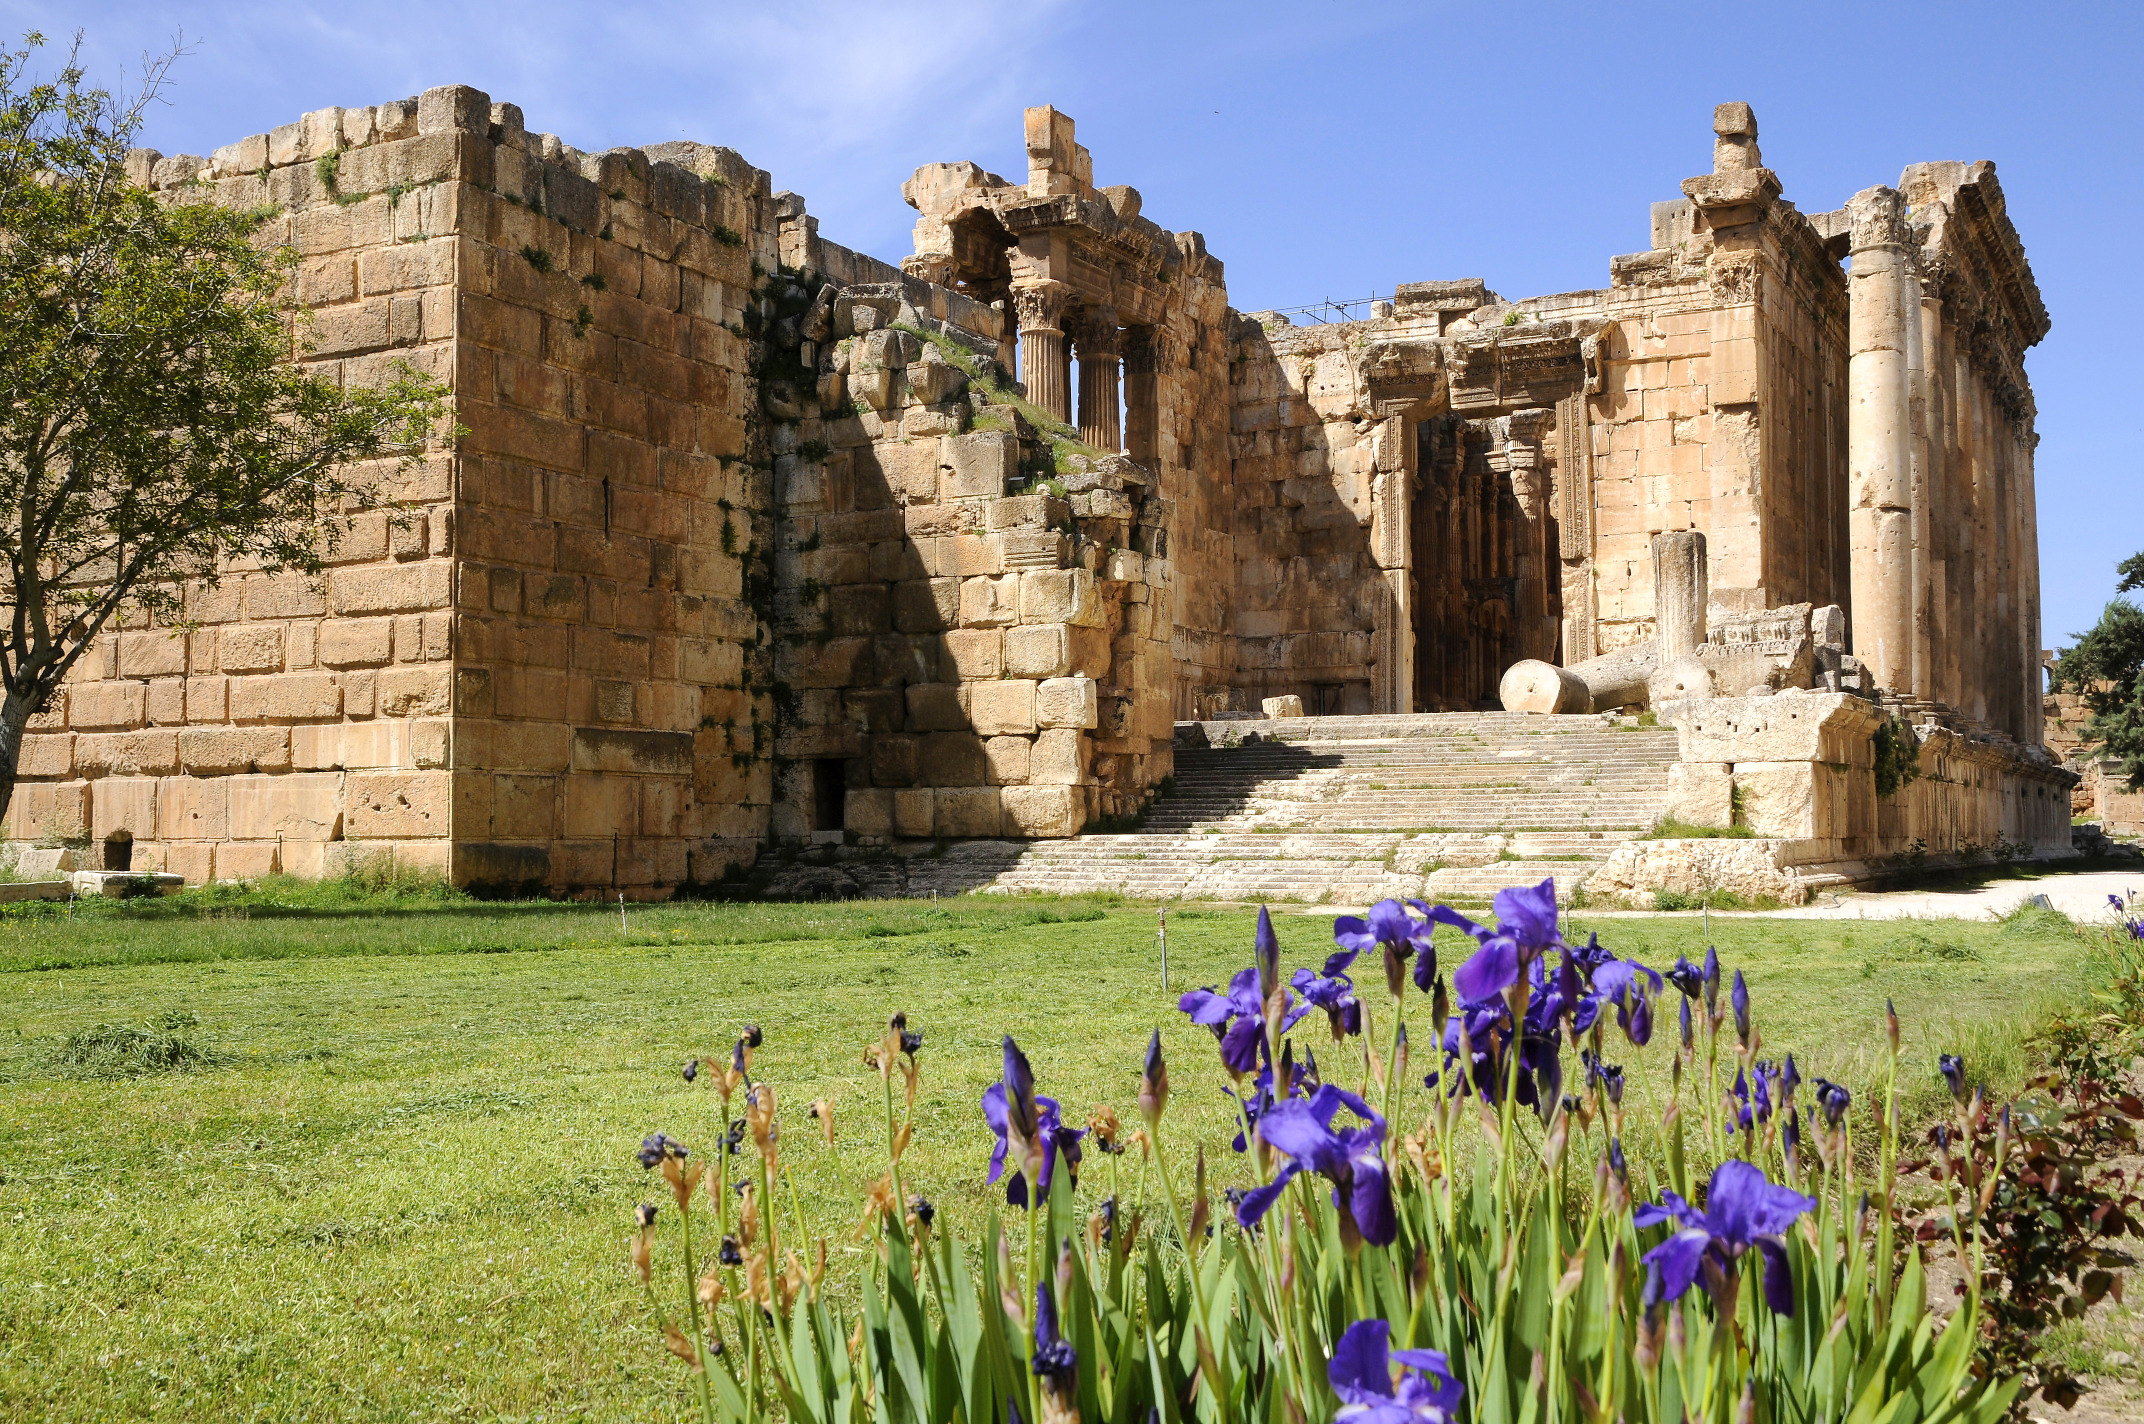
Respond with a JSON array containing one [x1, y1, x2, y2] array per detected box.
[[2049, 550, 2144, 791], [0, 33, 451, 825]]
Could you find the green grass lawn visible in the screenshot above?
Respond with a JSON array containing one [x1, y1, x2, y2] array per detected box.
[[0, 883, 2110, 1421]]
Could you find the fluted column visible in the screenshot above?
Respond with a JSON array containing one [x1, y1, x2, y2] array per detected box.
[[1652, 530, 1709, 661], [1070, 305, 1122, 452], [1846, 186, 1918, 694], [1012, 281, 1072, 425]]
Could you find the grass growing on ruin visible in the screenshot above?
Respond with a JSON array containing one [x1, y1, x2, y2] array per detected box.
[[0, 890, 2107, 1420]]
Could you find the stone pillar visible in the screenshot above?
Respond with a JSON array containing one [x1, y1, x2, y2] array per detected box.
[[1846, 186, 1917, 694], [1012, 281, 1072, 425], [1121, 326, 1159, 467], [1070, 305, 1122, 452], [1652, 530, 1709, 661], [1910, 289, 1938, 702]]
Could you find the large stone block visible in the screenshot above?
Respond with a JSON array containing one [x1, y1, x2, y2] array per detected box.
[[1036, 677, 1100, 730], [319, 617, 394, 668], [564, 775, 640, 837], [941, 431, 1016, 499], [18, 733, 72, 777], [1671, 692, 1884, 767], [1666, 761, 1733, 829], [178, 726, 292, 775], [1001, 784, 1085, 838], [893, 787, 934, 838], [933, 786, 1002, 837], [917, 731, 988, 786], [894, 578, 959, 633], [1029, 728, 1088, 785], [91, 777, 158, 842], [377, 666, 453, 717], [490, 775, 559, 839], [3, 781, 88, 841], [230, 673, 342, 722], [76, 730, 179, 777], [869, 734, 917, 787], [228, 772, 344, 841], [570, 728, 695, 775], [68, 681, 146, 729], [159, 776, 229, 841], [984, 735, 1032, 785], [345, 767, 450, 844], [941, 628, 1004, 680], [1005, 624, 1072, 679], [959, 574, 1020, 628], [844, 788, 894, 837], [1019, 568, 1103, 627], [117, 631, 187, 678], [969, 679, 1037, 735], [219, 625, 286, 674], [904, 683, 968, 733]]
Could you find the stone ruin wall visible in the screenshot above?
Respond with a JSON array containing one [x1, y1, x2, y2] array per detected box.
[[3, 91, 1230, 888], [0, 92, 2066, 890], [6, 87, 784, 889]]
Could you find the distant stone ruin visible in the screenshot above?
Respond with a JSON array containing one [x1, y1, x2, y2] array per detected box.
[[1, 93, 2072, 896]]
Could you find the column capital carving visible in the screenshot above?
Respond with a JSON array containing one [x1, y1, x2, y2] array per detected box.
[[1010, 280, 1072, 334], [1067, 304, 1120, 359], [1122, 324, 1182, 375], [1846, 185, 1910, 252]]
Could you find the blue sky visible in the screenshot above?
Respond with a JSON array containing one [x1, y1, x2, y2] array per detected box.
[[27, 0, 2142, 650]]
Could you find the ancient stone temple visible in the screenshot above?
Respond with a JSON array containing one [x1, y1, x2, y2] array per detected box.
[[3, 93, 2074, 899]]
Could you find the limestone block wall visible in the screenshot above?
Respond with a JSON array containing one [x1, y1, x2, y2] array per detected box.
[[6, 96, 471, 880], [1221, 318, 1394, 716]]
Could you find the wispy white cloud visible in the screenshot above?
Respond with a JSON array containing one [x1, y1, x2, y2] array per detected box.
[[28, 0, 1070, 259]]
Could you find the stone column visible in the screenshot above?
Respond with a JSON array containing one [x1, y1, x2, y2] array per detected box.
[[1652, 530, 1709, 661], [1012, 281, 1072, 425], [1121, 326, 1159, 467], [1846, 186, 1917, 694], [1070, 305, 1122, 452]]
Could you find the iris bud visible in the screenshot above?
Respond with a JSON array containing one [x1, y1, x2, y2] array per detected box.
[[1138, 1029, 1170, 1123], [1938, 1053, 1967, 1103], [1730, 970, 1751, 1046]]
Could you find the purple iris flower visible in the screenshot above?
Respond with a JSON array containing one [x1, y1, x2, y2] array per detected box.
[[1327, 1318, 1465, 1424], [1665, 955, 1703, 999], [1938, 1053, 1967, 1102], [1179, 907, 1312, 1074], [1594, 955, 1662, 1047], [1235, 1084, 1396, 1246], [981, 1037, 1084, 1208], [1434, 878, 1564, 1006], [1731, 969, 1752, 1045], [1293, 952, 1364, 1040], [1813, 1077, 1851, 1128], [1031, 1282, 1077, 1388], [1637, 1159, 1816, 1315]]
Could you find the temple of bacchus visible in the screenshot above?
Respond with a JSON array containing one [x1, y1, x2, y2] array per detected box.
[[4, 92, 2075, 901]]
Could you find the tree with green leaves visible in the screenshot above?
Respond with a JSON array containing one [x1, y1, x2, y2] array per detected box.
[[0, 34, 451, 829], [2048, 551, 2144, 789]]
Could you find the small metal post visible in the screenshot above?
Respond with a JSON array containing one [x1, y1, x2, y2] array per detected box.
[[619, 891, 627, 932], [1157, 903, 1169, 993]]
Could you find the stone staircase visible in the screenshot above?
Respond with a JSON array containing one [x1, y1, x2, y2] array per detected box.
[[985, 712, 1681, 904]]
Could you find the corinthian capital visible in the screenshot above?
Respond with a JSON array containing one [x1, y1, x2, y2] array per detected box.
[[1846, 185, 1910, 253], [1067, 304, 1120, 359], [1011, 280, 1072, 334]]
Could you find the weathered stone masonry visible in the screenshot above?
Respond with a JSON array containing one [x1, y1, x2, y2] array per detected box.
[[2, 94, 2067, 891]]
